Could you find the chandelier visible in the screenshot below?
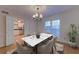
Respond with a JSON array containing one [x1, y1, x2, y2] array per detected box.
[[32, 6, 43, 20]]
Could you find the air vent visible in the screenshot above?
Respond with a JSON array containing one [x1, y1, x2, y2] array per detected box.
[[1, 10, 9, 14]]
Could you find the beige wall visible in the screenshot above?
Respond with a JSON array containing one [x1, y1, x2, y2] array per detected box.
[[40, 7, 79, 47], [0, 14, 6, 47]]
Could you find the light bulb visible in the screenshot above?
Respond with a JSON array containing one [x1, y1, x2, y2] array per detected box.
[[33, 15, 36, 18], [40, 14, 43, 18]]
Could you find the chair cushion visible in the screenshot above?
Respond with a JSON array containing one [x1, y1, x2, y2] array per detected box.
[[55, 43, 64, 51]]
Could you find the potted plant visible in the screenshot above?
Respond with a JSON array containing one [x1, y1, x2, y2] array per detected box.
[[68, 24, 77, 47]]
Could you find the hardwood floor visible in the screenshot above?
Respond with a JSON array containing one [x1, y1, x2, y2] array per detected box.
[[64, 44, 79, 54], [0, 44, 16, 54], [0, 35, 79, 54], [0, 46, 6, 54]]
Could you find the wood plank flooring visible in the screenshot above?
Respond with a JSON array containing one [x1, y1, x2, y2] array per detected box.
[[64, 44, 79, 54]]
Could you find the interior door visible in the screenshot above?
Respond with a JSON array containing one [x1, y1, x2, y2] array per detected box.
[[6, 15, 14, 46]]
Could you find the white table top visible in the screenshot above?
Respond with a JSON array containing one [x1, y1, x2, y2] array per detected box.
[[22, 33, 53, 47]]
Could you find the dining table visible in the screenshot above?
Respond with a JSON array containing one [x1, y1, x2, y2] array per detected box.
[[22, 33, 53, 53]]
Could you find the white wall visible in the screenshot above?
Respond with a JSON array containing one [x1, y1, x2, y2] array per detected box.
[[40, 7, 79, 46], [60, 7, 79, 46], [24, 18, 36, 36]]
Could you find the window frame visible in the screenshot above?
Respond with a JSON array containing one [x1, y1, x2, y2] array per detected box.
[[44, 19, 60, 37]]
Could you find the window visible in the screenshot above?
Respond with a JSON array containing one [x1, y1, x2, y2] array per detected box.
[[52, 20, 60, 37], [44, 21, 51, 33], [44, 19, 60, 37], [45, 21, 51, 26]]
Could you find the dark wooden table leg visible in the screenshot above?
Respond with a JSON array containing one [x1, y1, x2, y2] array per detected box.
[[52, 47, 53, 54], [33, 45, 37, 54]]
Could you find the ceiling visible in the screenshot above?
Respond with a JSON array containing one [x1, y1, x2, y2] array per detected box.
[[0, 5, 74, 19]]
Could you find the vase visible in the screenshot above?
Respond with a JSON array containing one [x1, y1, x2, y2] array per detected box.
[[36, 34, 40, 38]]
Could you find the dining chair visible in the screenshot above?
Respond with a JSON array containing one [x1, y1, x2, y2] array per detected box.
[[16, 42, 33, 54], [46, 32, 51, 34], [27, 34, 31, 36], [37, 39, 53, 54], [26, 33, 35, 36], [53, 37, 64, 54]]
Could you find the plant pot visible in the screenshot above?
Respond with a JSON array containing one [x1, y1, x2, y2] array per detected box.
[[69, 41, 77, 48], [36, 34, 40, 38]]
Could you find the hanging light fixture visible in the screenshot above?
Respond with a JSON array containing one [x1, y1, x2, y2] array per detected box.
[[32, 6, 43, 20], [31, 6, 46, 38]]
